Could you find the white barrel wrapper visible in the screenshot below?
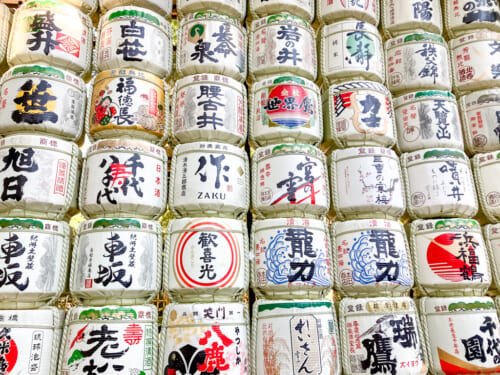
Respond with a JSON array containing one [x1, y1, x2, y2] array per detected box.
[[100, 0, 172, 18], [249, 0, 314, 23], [443, 0, 500, 39], [402, 148, 478, 219], [330, 147, 405, 220], [79, 138, 168, 219], [410, 218, 490, 297], [70, 218, 162, 306], [164, 217, 248, 302], [484, 223, 500, 292], [473, 151, 500, 222], [251, 218, 333, 299], [252, 299, 341, 375], [332, 219, 413, 298], [177, 0, 245, 22], [63, 0, 97, 14], [317, 0, 378, 26], [0, 3, 11, 69]]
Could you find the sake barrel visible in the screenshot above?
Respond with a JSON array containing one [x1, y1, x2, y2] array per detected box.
[[160, 302, 249, 375], [443, 0, 500, 39], [339, 297, 427, 375], [58, 305, 158, 375], [70, 218, 162, 306], [450, 31, 500, 95], [460, 89, 500, 154], [96, 7, 173, 79], [169, 142, 249, 219], [473, 151, 500, 222], [402, 148, 478, 219], [0, 134, 80, 220], [386, 33, 452, 95], [381, 0, 442, 38], [64, 0, 97, 14], [332, 219, 413, 298], [394, 91, 463, 153], [171, 74, 246, 146], [100, 0, 172, 19], [319, 20, 384, 85], [0, 64, 86, 141], [317, 0, 378, 26], [7, 0, 93, 77], [484, 223, 500, 292], [252, 143, 329, 219], [251, 218, 333, 299], [177, 11, 247, 82], [79, 138, 168, 219], [87, 69, 168, 144], [0, 4, 11, 71], [177, 0, 245, 22], [250, 75, 322, 147], [248, 0, 314, 23], [0, 307, 64, 375], [410, 218, 490, 296], [323, 81, 396, 149], [249, 14, 317, 82], [329, 147, 405, 220], [252, 299, 341, 375], [164, 217, 248, 302], [420, 296, 500, 375]]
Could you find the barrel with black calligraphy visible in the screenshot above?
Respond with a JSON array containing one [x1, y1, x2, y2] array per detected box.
[[329, 147, 405, 220], [177, 0, 245, 22], [171, 74, 246, 146], [252, 299, 341, 375], [442, 0, 500, 39], [7, 0, 93, 78], [250, 75, 322, 147], [484, 223, 500, 292], [402, 148, 478, 219], [0, 3, 11, 72], [323, 81, 396, 149], [252, 144, 329, 219], [70, 218, 162, 306], [317, 0, 378, 26], [96, 7, 173, 79], [176, 11, 247, 82], [0, 65, 86, 141], [100, 0, 171, 18], [394, 91, 463, 153], [251, 218, 333, 299], [249, 0, 314, 23], [410, 218, 490, 296], [0, 308, 64, 375], [160, 302, 249, 375], [164, 218, 248, 302], [450, 31, 500, 95], [332, 219, 413, 298], [58, 305, 158, 375], [473, 151, 500, 222], [249, 14, 317, 82], [169, 142, 249, 219], [79, 139, 168, 219]]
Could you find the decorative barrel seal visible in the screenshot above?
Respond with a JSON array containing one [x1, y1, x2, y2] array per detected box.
[[252, 299, 341, 375], [317, 0, 378, 26], [176, 11, 247, 82], [87, 69, 168, 144], [443, 0, 500, 39], [0, 3, 11, 71], [410, 218, 490, 297], [473, 151, 500, 222], [0, 218, 69, 308], [394, 91, 463, 153], [248, 0, 314, 23], [0, 307, 64, 375], [79, 138, 168, 219], [450, 31, 500, 95], [381, 0, 442, 38], [484, 223, 500, 292], [70, 218, 162, 306], [177, 0, 245, 22], [329, 147, 405, 220], [96, 7, 173, 79], [402, 148, 478, 219], [385, 33, 452, 95], [160, 302, 249, 375], [7, 0, 93, 77], [164, 217, 248, 302], [250, 75, 322, 147], [332, 219, 413, 298], [460, 89, 500, 154], [169, 142, 249, 219], [58, 305, 158, 375], [0, 134, 80, 220], [171, 74, 247, 147], [320, 20, 384, 85], [252, 144, 329, 219], [100, 0, 172, 19], [323, 80, 396, 149], [251, 218, 333, 299], [0, 64, 86, 141], [339, 297, 427, 375], [420, 296, 500, 375], [249, 14, 317, 82]]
